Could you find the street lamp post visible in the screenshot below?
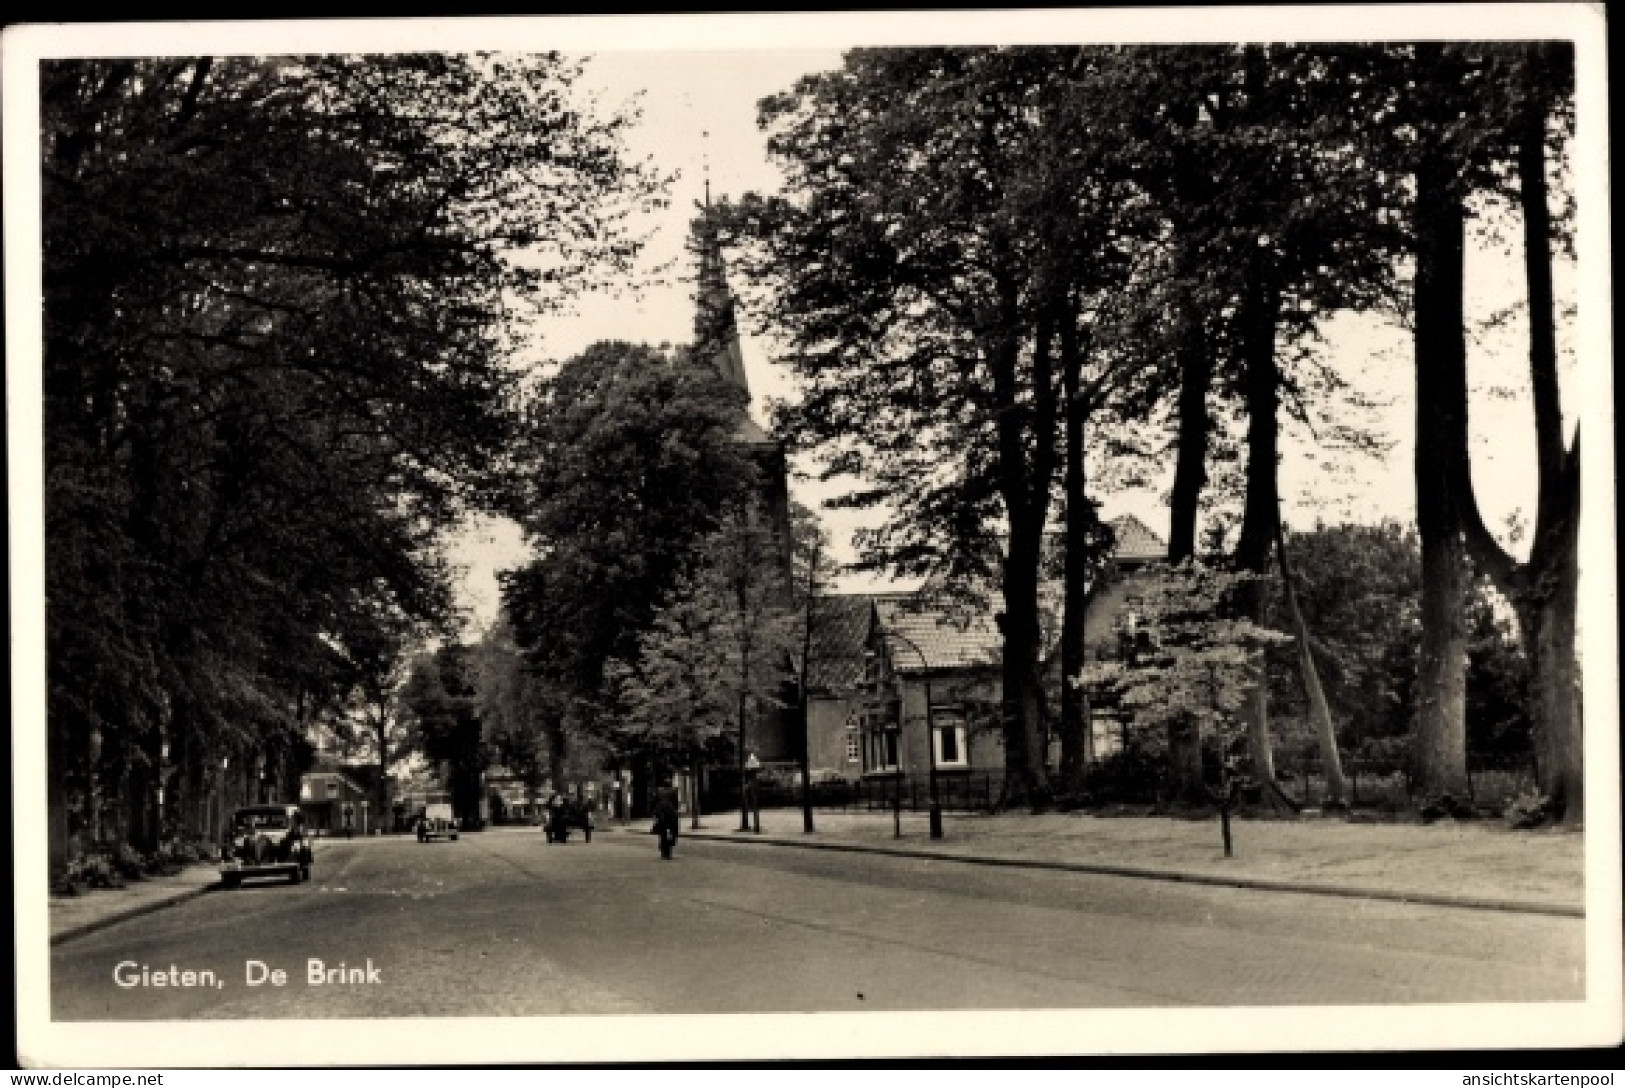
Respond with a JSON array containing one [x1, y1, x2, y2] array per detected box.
[[156, 736, 170, 847], [883, 629, 942, 840]]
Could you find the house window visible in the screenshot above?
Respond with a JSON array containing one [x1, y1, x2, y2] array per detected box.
[[863, 716, 899, 773], [932, 710, 969, 768], [326, 781, 339, 797], [844, 722, 860, 764]]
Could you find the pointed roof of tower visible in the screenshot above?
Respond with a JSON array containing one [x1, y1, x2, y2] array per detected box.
[[692, 205, 771, 445]]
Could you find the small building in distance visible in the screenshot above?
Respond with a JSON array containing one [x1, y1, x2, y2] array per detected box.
[[298, 767, 371, 835]]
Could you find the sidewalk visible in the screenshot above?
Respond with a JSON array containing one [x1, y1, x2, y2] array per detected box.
[[50, 863, 222, 945], [684, 808, 1587, 917]]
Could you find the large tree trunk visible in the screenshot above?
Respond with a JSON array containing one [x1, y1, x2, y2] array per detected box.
[[1518, 548, 1581, 825], [1510, 52, 1582, 827], [1001, 517, 1052, 810], [544, 715, 567, 796], [990, 276, 1058, 811], [1167, 272, 1212, 566], [1411, 45, 1582, 823], [1411, 145, 1473, 801], [1233, 247, 1283, 794], [48, 734, 72, 873], [376, 722, 390, 831], [1058, 313, 1092, 796]]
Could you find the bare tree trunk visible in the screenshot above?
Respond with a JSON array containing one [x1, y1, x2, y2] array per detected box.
[[375, 711, 390, 831], [1455, 50, 1582, 827], [1243, 688, 1275, 782], [545, 716, 567, 797], [1001, 514, 1053, 811], [1518, 562, 1581, 825], [1411, 143, 1472, 801], [1168, 290, 1212, 566], [990, 279, 1058, 811], [1234, 245, 1284, 797], [1058, 312, 1093, 796]]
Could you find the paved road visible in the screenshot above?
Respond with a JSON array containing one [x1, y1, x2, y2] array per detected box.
[[51, 827, 1584, 1019]]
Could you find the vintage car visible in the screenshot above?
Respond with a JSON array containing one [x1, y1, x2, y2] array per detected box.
[[416, 803, 459, 842], [542, 796, 594, 843], [221, 804, 313, 887]]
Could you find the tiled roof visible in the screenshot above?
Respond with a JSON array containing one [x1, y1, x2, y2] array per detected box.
[[822, 517, 1165, 682], [875, 597, 1003, 674], [1108, 514, 1166, 562], [805, 593, 878, 692]]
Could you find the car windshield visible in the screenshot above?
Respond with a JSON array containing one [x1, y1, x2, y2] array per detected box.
[[235, 812, 290, 831]]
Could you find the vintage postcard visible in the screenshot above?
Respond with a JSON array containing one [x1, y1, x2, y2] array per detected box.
[[7, 5, 1618, 1067]]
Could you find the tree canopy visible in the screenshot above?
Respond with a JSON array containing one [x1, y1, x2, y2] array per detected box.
[[42, 53, 661, 852]]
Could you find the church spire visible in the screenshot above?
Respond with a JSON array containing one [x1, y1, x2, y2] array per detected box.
[[691, 203, 756, 416]]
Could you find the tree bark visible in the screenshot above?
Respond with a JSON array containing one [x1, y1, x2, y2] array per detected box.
[[544, 715, 567, 798], [1518, 540, 1581, 824], [1411, 143, 1473, 801], [1168, 287, 1212, 566], [374, 709, 390, 832], [1233, 245, 1283, 794], [1466, 51, 1582, 827], [990, 273, 1058, 810], [1410, 48, 1579, 820], [1058, 311, 1092, 795]]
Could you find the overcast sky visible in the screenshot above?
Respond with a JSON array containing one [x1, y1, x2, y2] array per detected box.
[[446, 44, 1582, 636]]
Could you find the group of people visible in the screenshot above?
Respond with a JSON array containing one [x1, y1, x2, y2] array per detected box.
[[531, 781, 682, 860]]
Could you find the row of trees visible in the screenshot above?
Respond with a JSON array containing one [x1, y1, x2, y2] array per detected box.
[[42, 54, 662, 859], [715, 43, 1579, 821]]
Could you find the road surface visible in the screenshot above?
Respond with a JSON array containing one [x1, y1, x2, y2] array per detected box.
[[51, 825, 1584, 1019]]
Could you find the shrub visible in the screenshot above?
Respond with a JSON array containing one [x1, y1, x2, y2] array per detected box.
[[111, 842, 146, 880], [1503, 789, 1552, 830], [52, 853, 122, 894], [1078, 747, 1164, 807], [1418, 792, 1476, 823]]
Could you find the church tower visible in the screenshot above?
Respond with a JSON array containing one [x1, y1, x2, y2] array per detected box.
[[690, 203, 800, 768], [690, 205, 795, 595]]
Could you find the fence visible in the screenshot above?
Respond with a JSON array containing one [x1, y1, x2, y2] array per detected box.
[[746, 773, 1003, 816], [705, 755, 1539, 816], [1278, 755, 1539, 812]]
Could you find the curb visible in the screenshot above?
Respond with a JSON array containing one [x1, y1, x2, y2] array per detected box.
[[50, 882, 219, 947], [685, 832, 1584, 919]]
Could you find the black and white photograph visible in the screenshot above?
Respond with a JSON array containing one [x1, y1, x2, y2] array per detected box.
[[7, 5, 1619, 1067]]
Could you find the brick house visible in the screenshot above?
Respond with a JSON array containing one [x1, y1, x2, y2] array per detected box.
[[805, 515, 1168, 787], [859, 595, 1007, 785]]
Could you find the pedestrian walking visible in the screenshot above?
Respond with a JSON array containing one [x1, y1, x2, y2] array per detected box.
[[651, 785, 680, 860]]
